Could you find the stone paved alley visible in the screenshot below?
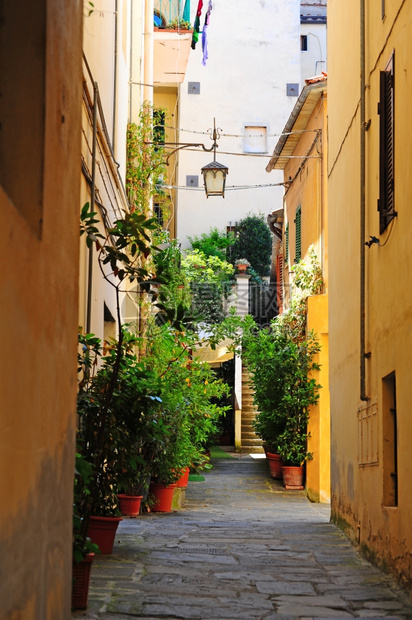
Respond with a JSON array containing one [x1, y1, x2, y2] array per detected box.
[[73, 453, 412, 620]]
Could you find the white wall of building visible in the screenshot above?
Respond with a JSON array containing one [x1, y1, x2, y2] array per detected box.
[[176, 0, 301, 249], [300, 23, 327, 81]]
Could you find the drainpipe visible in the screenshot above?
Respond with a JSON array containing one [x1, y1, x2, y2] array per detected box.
[[86, 82, 98, 334], [112, 0, 118, 148], [144, 0, 154, 104], [360, 0, 369, 401]]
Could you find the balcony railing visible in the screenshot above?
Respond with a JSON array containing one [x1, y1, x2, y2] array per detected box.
[[154, 0, 191, 28]]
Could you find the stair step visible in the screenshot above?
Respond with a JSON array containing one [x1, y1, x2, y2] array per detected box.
[[241, 433, 260, 441], [238, 446, 265, 454], [241, 437, 264, 445]]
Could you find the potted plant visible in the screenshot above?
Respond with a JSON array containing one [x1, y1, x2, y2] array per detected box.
[[166, 17, 191, 30], [72, 452, 99, 610], [234, 258, 251, 273], [242, 317, 321, 488]]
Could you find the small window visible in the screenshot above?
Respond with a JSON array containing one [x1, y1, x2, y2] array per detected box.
[[378, 53, 396, 234], [381, 0, 385, 19], [301, 35, 308, 51], [153, 108, 165, 145], [244, 126, 267, 153], [382, 372, 397, 507], [295, 206, 302, 263], [0, 0, 47, 237], [153, 203, 163, 227]]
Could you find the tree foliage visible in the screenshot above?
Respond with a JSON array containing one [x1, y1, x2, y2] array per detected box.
[[231, 213, 272, 277]]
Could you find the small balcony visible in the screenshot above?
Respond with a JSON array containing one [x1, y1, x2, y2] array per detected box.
[[153, 0, 192, 85]]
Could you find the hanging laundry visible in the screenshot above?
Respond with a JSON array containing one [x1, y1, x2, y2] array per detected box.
[[202, 1, 212, 65], [182, 0, 190, 24], [191, 0, 204, 49]]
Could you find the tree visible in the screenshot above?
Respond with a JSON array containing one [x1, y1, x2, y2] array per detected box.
[[231, 213, 272, 277]]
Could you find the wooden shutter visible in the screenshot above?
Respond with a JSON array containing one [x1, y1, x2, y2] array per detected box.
[[276, 254, 284, 315], [378, 55, 396, 234], [295, 206, 302, 263]]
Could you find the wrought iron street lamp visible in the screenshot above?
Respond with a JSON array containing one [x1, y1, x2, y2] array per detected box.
[[154, 118, 229, 198]]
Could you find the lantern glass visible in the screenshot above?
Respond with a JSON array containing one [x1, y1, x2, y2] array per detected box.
[[201, 161, 228, 198]]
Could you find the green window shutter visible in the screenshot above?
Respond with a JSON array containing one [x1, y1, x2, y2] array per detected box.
[[295, 205, 302, 263], [285, 223, 289, 263]]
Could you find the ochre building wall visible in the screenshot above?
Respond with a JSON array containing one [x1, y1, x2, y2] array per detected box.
[[0, 1, 82, 617], [328, 0, 412, 591]]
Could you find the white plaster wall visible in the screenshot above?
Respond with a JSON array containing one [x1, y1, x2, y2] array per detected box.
[[176, 0, 301, 248], [301, 22, 327, 81]]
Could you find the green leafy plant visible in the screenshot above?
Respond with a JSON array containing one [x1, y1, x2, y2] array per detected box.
[[73, 452, 99, 564], [181, 249, 234, 325], [242, 321, 321, 465], [188, 227, 236, 261], [166, 17, 191, 29]]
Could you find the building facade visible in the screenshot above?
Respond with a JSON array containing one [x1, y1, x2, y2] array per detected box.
[[328, 0, 412, 589], [267, 76, 330, 502], [0, 2, 83, 618]]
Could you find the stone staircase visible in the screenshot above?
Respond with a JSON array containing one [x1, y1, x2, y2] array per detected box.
[[239, 367, 264, 454]]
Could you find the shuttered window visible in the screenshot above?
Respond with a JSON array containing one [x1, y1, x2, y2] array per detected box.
[[276, 253, 284, 315], [378, 54, 396, 234], [295, 205, 302, 263]]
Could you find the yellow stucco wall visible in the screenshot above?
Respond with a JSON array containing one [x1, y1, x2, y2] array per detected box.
[[281, 91, 330, 503], [0, 1, 82, 618], [328, 0, 412, 590]]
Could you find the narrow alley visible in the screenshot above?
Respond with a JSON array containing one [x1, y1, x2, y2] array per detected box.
[[73, 453, 412, 620]]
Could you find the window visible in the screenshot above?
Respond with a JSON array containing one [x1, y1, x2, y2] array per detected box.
[[301, 35, 308, 51], [153, 108, 165, 145], [244, 126, 267, 153], [153, 203, 163, 227], [381, 0, 385, 19], [378, 53, 396, 234], [295, 206, 302, 263], [382, 372, 397, 507], [0, 0, 47, 237], [276, 254, 284, 314]]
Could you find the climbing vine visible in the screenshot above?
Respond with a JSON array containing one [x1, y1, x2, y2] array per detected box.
[[126, 101, 170, 219]]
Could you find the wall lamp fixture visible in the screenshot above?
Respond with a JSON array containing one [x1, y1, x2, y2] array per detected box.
[[151, 119, 229, 198]]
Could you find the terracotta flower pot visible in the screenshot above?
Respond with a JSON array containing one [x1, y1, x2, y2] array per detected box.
[[118, 494, 143, 517], [281, 465, 305, 489], [87, 515, 122, 554], [176, 467, 190, 488], [266, 452, 283, 479], [71, 553, 94, 610], [149, 482, 177, 512]]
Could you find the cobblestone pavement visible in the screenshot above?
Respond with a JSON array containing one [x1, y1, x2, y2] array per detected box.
[[73, 454, 412, 620]]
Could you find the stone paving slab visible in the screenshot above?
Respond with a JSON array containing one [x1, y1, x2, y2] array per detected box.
[[73, 456, 412, 619]]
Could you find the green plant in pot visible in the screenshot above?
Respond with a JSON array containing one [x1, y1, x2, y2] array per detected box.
[[73, 451, 99, 564], [242, 317, 321, 484]]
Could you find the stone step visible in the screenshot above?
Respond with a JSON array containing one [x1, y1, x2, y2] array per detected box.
[[241, 432, 260, 440], [241, 415, 258, 424], [242, 396, 256, 405], [242, 406, 257, 413], [238, 446, 265, 454], [241, 437, 264, 446]]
